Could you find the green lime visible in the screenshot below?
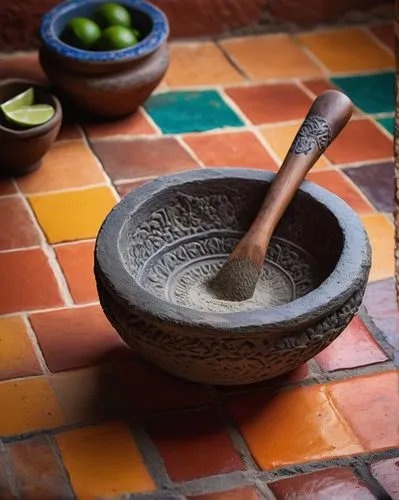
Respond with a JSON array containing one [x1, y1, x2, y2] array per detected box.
[[95, 25, 138, 51], [61, 17, 101, 50], [1, 87, 34, 113], [94, 2, 132, 29], [3, 105, 55, 128]]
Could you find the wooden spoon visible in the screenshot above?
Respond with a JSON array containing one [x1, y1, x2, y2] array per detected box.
[[209, 89, 353, 302]]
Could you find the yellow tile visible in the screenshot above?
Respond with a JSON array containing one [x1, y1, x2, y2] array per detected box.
[[362, 214, 394, 282], [28, 187, 117, 244], [17, 140, 105, 194], [0, 377, 64, 437], [229, 385, 363, 470], [166, 42, 245, 87], [56, 421, 155, 498], [298, 28, 394, 73], [220, 34, 322, 81], [261, 124, 328, 168]]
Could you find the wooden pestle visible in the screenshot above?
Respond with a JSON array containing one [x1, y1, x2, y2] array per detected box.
[[210, 90, 353, 302]]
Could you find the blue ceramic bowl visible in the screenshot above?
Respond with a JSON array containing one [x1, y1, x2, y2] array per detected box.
[[40, 0, 169, 73]]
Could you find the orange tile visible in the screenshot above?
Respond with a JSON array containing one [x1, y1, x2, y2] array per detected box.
[[55, 241, 96, 304], [0, 377, 64, 437], [166, 42, 245, 87], [229, 385, 363, 470], [0, 249, 63, 314], [56, 421, 155, 497], [298, 28, 394, 73], [17, 140, 105, 194], [260, 123, 328, 168], [85, 109, 157, 139], [328, 371, 399, 451], [361, 214, 394, 282], [307, 170, 373, 215], [0, 197, 41, 250], [221, 34, 322, 81], [28, 187, 117, 244], [0, 316, 42, 381]]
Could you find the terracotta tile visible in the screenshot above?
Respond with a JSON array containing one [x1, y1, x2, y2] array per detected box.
[[302, 79, 337, 97], [370, 458, 399, 499], [56, 421, 155, 497], [221, 34, 322, 80], [183, 131, 277, 170], [261, 123, 329, 168], [116, 179, 150, 197], [91, 137, 199, 181], [0, 53, 47, 83], [0, 447, 17, 499], [315, 316, 387, 371], [0, 179, 16, 196], [17, 140, 105, 194], [146, 408, 244, 482], [0, 197, 40, 250], [30, 304, 128, 372], [56, 121, 83, 142], [298, 28, 394, 73], [307, 170, 373, 215], [228, 385, 363, 470], [344, 162, 394, 213], [269, 467, 376, 499], [323, 119, 393, 165], [28, 186, 117, 244], [0, 316, 41, 381], [166, 42, 244, 86], [328, 371, 399, 450], [85, 109, 157, 139], [51, 365, 124, 425], [6, 436, 73, 499], [189, 487, 261, 500], [362, 214, 394, 282], [225, 84, 313, 125], [116, 357, 212, 413], [0, 377, 64, 437], [370, 24, 394, 52], [0, 249, 63, 314], [364, 278, 399, 350], [55, 240, 97, 304]]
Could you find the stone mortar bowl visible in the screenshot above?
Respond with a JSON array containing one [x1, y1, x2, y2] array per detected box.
[[39, 0, 169, 118], [95, 169, 372, 386]]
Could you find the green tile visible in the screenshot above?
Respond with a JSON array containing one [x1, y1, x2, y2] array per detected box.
[[377, 117, 394, 135], [144, 90, 244, 134], [332, 72, 395, 114]]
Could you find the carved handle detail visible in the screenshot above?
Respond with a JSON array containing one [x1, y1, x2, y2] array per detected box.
[[289, 116, 332, 155]]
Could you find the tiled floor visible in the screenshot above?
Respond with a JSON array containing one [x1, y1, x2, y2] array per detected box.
[[0, 23, 398, 500]]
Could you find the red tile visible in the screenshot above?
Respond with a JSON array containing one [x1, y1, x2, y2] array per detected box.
[[30, 304, 128, 372], [0, 249, 63, 314], [55, 241, 97, 304], [189, 487, 261, 500], [116, 357, 212, 413], [324, 119, 393, 165], [56, 121, 83, 142], [146, 408, 244, 482], [116, 180, 150, 197], [0, 197, 40, 250], [315, 316, 387, 371], [0, 179, 16, 196], [91, 137, 199, 181], [85, 109, 157, 139], [225, 84, 313, 125], [6, 436, 73, 499], [370, 24, 394, 51], [302, 79, 337, 97], [0, 54, 47, 83], [269, 467, 376, 499], [183, 131, 277, 170], [328, 371, 399, 450], [370, 458, 399, 499], [0, 446, 16, 499], [307, 170, 373, 215]]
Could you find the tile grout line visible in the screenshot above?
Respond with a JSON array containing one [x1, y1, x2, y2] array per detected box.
[[114, 175, 157, 185], [214, 39, 252, 82], [22, 314, 51, 374], [0, 442, 22, 500], [293, 37, 332, 79], [0, 301, 101, 319], [362, 25, 394, 57], [23, 182, 111, 197], [175, 136, 206, 168], [47, 436, 77, 499]]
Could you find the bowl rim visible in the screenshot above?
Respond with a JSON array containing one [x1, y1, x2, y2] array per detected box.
[[40, 0, 169, 63], [0, 78, 63, 137], [95, 168, 371, 334]]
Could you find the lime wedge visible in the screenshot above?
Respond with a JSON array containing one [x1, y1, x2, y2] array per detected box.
[[3, 104, 55, 127], [0, 87, 34, 113]]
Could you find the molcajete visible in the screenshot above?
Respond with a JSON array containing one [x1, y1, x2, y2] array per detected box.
[[39, 0, 169, 118], [94, 168, 372, 385]]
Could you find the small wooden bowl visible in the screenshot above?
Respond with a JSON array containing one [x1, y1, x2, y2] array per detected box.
[[0, 79, 62, 177]]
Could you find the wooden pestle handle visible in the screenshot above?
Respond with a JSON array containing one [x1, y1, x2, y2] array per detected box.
[[244, 90, 353, 255]]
